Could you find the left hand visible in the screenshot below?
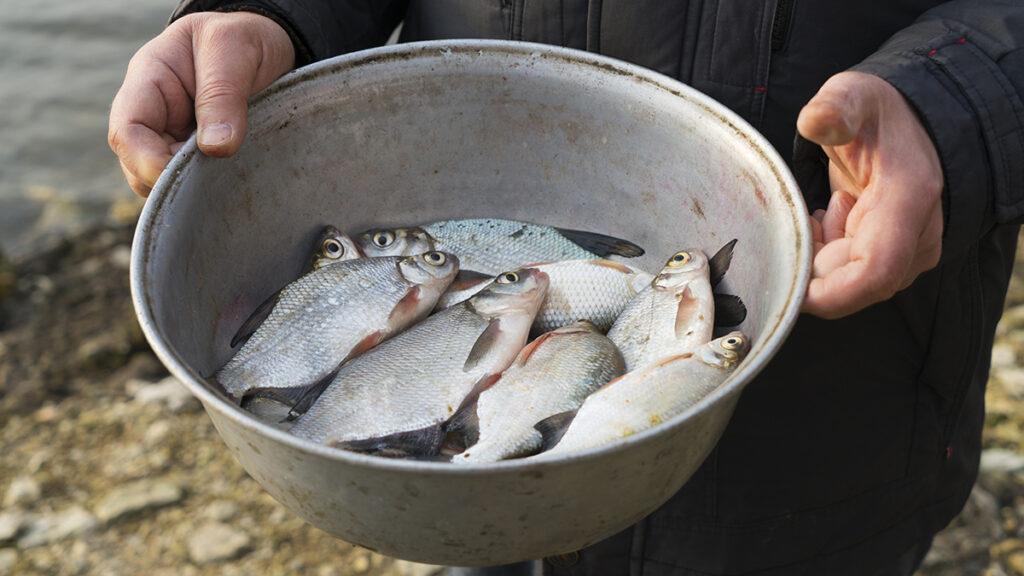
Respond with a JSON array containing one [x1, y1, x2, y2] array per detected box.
[[797, 71, 944, 319]]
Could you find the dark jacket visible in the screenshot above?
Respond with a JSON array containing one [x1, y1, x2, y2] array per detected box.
[[172, 1, 1024, 574]]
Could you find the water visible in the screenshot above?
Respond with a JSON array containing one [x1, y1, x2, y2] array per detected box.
[[0, 0, 169, 257]]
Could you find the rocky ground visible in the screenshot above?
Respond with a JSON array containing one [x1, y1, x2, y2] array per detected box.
[[0, 211, 1022, 575]]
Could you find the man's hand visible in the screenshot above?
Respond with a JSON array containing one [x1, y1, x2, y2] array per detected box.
[[109, 12, 295, 196], [797, 71, 944, 319]]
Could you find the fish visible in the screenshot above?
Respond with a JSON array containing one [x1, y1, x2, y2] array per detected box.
[[436, 260, 654, 333], [448, 321, 625, 464], [216, 251, 459, 407], [606, 249, 715, 371], [534, 331, 751, 457], [309, 225, 363, 271], [356, 218, 644, 275], [231, 226, 365, 349], [289, 267, 550, 456]]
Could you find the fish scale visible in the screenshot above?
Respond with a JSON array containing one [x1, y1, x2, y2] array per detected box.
[[451, 322, 624, 464], [539, 333, 750, 457], [218, 257, 444, 400], [425, 220, 596, 275], [290, 270, 548, 449]]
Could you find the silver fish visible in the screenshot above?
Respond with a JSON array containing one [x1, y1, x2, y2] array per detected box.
[[449, 321, 624, 464], [356, 218, 644, 275], [217, 252, 459, 405], [536, 332, 751, 457], [289, 267, 550, 456], [607, 250, 714, 371], [310, 225, 363, 270], [437, 260, 654, 333]]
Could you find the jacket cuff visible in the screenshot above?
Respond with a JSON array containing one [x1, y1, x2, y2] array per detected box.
[[854, 27, 1024, 260], [170, 0, 315, 66]]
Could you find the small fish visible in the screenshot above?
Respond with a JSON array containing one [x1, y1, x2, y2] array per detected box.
[[449, 321, 625, 464], [289, 268, 550, 456], [535, 332, 751, 457], [310, 225, 363, 270], [357, 218, 644, 275], [607, 250, 714, 371], [436, 260, 654, 333], [217, 252, 459, 406], [231, 227, 365, 350]]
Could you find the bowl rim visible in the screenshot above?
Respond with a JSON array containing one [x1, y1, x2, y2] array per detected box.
[[131, 39, 812, 473]]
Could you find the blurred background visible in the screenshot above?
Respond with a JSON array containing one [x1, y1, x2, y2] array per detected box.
[[0, 2, 1022, 575]]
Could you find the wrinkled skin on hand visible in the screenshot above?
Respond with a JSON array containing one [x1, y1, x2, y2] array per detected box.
[[108, 12, 295, 196], [797, 71, 944, 319]]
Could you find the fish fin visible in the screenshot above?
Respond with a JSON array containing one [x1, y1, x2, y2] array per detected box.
[[708, 239, 738, 288], [230, 287, 284, 348], [464, 319, 503, 372], [346, 330, 386, 362], [654, 352, 694, 368], [443, 400, 481, 454], [554, 227, 645, 258], [283, 368, 344, 420], [534, 410, 578, 451], [713, 293, 747, 327], [333, 424, 445, 459], [388, 286, 423, 327], [241, 381, 327, 411], [673, 285, 702, 338], [589, 259, 634, 274], [515, 332, 554, 367]]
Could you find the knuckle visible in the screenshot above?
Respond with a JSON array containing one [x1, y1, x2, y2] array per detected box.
[[195, 79, 244, 107]]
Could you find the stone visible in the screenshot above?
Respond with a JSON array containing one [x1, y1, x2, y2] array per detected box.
[[996, 368, 1024, 398], [143, 420, 172, 447], [94, 479, 184, 524], [1008, 551, 1024, 575], [76, 332, 131, 371], [127, 377, 198, 413], [203, 500, 239, 522], [3, 476, 41, 507], [982, 449, 1024, 474], [0, 550, 16, 575], [992, 344, 1018, 368], [108, 245, 132, 270], [187, 522, 251, 564], [392, 560, 445, 576], [0, 511, 27, 542], [17, 506, 97, 548], [351, 553, 370, 573]]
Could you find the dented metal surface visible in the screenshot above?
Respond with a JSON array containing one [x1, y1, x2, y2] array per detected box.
[[130, 41, 812, 566]]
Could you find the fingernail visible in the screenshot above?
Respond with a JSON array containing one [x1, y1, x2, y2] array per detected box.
[[199, 123, 232, 147]]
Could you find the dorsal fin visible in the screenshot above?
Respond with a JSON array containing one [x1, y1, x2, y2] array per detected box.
[[708, 239, 738, 288], [554, 227, 645, 258]]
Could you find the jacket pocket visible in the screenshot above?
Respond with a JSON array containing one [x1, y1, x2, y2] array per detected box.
[[918, 247, 984, 452]]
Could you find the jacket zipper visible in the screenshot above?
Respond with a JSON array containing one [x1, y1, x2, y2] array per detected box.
[[770, 0, 795, 52]]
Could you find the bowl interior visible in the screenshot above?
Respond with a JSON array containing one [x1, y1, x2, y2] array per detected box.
[[139, 43, 807, 405]]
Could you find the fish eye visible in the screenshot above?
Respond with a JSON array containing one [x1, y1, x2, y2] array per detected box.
[[722, 336, 744, 350], [321, 238, 344, 258], [373, 231, 395, 247], [668, 251, 692, 267], [424, 251, 446, 266], [497, 272, 519, 284]]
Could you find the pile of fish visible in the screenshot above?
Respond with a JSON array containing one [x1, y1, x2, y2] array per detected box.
[[213, 219, 751, 463]]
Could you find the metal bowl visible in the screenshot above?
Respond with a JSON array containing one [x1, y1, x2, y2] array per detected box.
[[131, 40, 811, 566]]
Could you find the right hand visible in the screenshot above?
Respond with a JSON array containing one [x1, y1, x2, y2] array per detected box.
[[109, 12, 295, 196]]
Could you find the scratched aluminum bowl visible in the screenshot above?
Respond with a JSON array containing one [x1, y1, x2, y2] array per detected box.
[[131, 40, 811, 566]]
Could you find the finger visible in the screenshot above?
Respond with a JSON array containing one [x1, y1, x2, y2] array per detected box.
[[803, 210, 918, 318], [109, 76, 177, 192], [797, 72, 871, 147], [120, 159, 152, 197], [192, 23, 262, 156], [812, 237, 852, 279], [822, 190, 856, 243]]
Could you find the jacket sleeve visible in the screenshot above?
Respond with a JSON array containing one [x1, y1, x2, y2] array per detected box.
[[171, 0, 409, 67], [851, 1, 1024, 261]]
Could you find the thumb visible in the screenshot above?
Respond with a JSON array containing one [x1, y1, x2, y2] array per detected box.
[[797, 72, 871, 147], [193, 29, 260, 157]]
